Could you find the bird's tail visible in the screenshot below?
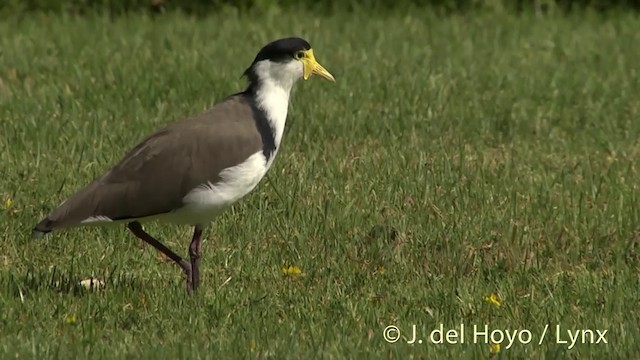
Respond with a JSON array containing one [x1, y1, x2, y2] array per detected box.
[[31, 179, 104, 239], [32, 217, 56, 238]]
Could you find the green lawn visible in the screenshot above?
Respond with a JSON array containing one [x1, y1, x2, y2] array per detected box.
[[1, 8, 639, 359]]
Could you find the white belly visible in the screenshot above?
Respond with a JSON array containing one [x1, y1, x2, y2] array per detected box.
[[158, 150, 270, 226]]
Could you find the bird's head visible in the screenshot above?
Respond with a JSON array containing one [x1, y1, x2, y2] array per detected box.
[[244, 37, 335, 91]]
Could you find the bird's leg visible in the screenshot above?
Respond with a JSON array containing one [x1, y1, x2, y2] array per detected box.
[[127, 221, 193, 291], [188, 226, 203, 291]]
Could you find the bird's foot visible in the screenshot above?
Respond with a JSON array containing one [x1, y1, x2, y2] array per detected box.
[[178, 260, 194, 293]]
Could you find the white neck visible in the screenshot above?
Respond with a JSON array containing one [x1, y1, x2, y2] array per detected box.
[[254, 81, 290, 151], [251, 60, 302, 151]]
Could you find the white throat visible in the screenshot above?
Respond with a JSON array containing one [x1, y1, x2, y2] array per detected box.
[[251, 60, 303, 151]]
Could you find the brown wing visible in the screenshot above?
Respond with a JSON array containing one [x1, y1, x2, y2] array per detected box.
[[33, 94, 263, 234]]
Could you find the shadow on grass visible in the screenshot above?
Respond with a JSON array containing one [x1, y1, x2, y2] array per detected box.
[[1, 267, 150, 299]]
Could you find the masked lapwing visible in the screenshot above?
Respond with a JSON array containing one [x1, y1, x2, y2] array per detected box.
[[32, 37, 335, 292]]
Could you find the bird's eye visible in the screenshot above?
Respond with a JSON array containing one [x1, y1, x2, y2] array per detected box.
[[294, 51, 304, 59]]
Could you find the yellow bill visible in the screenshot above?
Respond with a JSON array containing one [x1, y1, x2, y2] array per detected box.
[[301, 49, 335, 82]]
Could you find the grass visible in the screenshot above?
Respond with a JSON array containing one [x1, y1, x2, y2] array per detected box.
[[1, 8, 640, 359]]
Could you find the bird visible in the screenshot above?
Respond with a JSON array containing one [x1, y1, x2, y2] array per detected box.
[[32, 37, 335, 293]]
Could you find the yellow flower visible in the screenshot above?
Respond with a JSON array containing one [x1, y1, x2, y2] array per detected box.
[[64, 314, 77, 325], [2, 197, 20, 215], [249, 341, 257, 352], [489, 343, 501, 353], [2, 198, 12, 209], [377, 266, 385, 274], [281, 265, 302, 276], [484, 293, 501, 307]]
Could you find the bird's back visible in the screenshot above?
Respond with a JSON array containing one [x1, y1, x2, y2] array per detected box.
[[33, 93, 267, 235]]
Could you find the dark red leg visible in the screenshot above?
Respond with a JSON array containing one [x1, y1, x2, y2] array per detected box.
[[127, 221, 193, 291], [189, 226, 203, 291]]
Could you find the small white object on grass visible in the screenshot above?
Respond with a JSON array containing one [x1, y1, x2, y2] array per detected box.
[[79, 277, 105, 291]]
